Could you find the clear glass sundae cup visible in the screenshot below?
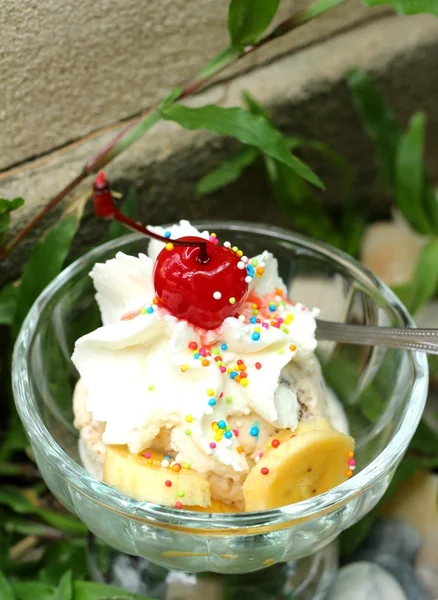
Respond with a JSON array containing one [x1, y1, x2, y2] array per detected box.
[[12, 222, 428, 599]]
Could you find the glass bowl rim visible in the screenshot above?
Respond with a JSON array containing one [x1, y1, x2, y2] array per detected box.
[[12, 220, 429, 531]]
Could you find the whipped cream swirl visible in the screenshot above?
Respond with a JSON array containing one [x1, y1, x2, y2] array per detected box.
[[72, 221, 319, 477]]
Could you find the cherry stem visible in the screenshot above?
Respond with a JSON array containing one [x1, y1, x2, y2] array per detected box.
[[0, 0, 339, 262], [93, 173, 210, 263]]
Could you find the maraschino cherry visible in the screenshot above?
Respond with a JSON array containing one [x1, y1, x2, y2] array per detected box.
[[92, 172, 249, 329]]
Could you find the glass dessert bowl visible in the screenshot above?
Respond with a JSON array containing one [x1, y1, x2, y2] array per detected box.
[[13, 221, 428, 600]]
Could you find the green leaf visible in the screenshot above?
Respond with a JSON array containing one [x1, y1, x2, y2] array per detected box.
[[395, 112, 431, 234], [196, 146, 259, 195], [228, 0, 280, 48], [12, 215, 78, 339], [348, 69, 401, 188], [158, 87, 183, 112], [0, 283, 19, 326], [242, 91, 270, 119], [10, 197, 25, 211], [12, 582, 54, 600], [54, 572, 73, 600], [400, 239, 438, 314], [0, 212, 11, 233], [0, 415, 28, 460], [0, 197, 25, 214], [296, 0, 346, 25], [73, 581, 146, 600], [160, 104, 324, 188], [0, 571, 16, 600], [0, 487, 86, 535], [409, 417, 438, 456], [39, 541, 88, 584], [360, 0, 438, 16], [194, 47, 240, 81]]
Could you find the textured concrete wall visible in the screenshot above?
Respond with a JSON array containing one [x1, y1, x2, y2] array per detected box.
[[1, 13, 438, 286], [0, 0, 386, 169]]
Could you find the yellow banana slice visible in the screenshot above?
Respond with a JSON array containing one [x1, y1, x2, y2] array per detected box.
[[242, 425, 354, 511], [189, 499, 237, 513], [103, 445, 211, 508]]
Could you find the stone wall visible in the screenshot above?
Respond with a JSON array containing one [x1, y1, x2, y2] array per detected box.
[[1, 2, 438, 282]]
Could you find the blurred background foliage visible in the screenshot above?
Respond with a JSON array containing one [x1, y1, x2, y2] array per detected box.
[[1, 0, 438, 596]]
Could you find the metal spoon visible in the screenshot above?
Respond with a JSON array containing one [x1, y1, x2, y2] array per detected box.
[[316, 320, 438, 355]]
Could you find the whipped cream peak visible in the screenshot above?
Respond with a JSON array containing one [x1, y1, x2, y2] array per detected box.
[[72, 221, 319, 477]]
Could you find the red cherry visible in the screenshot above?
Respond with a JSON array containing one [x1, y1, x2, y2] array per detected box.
[[154, 236, 248, 329]]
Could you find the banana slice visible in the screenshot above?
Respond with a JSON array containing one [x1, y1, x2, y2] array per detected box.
[[189, 499, 237, 513], [242, 425, 354, 511], [103, 445, 211, 507]]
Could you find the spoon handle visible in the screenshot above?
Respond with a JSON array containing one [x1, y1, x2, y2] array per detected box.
[[316, 319, 438, 355]]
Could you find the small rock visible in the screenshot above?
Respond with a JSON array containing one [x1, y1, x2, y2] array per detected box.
[[373, 554, 431, 600], [353, 518, 422, 565], [327, 562, 407, 600], [360, 214, 426, 287], [416, 533, 438, 599], [380, 471, 438, 539]]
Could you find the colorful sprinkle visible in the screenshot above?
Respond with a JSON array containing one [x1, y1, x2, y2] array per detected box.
[[165, 480, 172, 487], [261, 467, 269, 475], [237, 261, 245, 270], [185, 415, 194, 423], [220, 366, 227, 373], [202, 359, 210, 367], [252, 332, 261, 341], [236, 446, 244, 453], [183, 463, 190, 469], [289, 344, 297, 352], [148, 384, 155, 391], [240, 378, 249, 387], [188, 341, 198, 351], [144, 452, 151, 459], [224, 431, 232, 439], [245, 276, 253, 283], [181, 364, 189, 372], [177, 490, 185, 498], [346, 470, 353, 478], [161, 460, 170, 468], [224, 241, 231, 248], [221, 343, 228, 351], [172, 464, 182, 473], [226, 396, 233, 403], [210, 442, 217, 449], [347, 451, 354, 459], [185, 429, 192, 435], [250, 426, 259, 437], [208, 399, 217, 407], [271, 439, 280, 448], [229, 297, 236, 305], [217, 420, 227, 429], [165, 242, 174, 251], [175, 501, 183, 509], [164, 231, 171, 238], [269, 304, 276, 312], [213, 291, 222, 300], [255, 362, 262, 370]]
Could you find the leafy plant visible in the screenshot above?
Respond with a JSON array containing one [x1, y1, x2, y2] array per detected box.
[[349, 68, 438, 314], [0, 198, 24, 246], [0, 190, 138, 588], [196, 91, 363, 256]]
